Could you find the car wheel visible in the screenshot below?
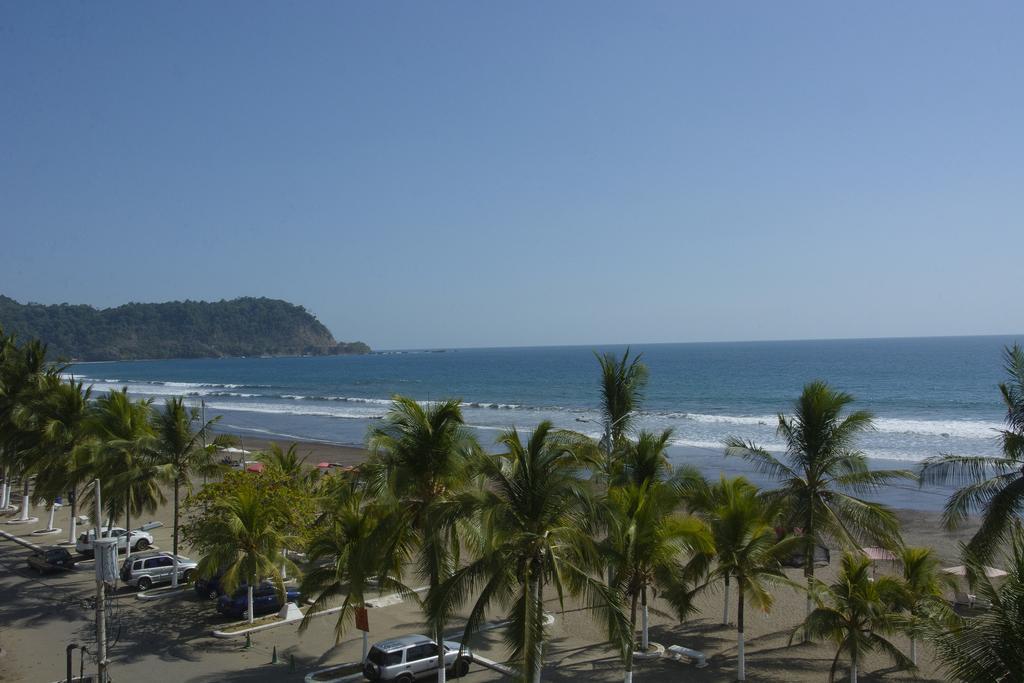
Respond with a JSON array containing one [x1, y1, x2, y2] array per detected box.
[[137, 577, 152, 591], [455, 658, 470, 677], [207, 589, 219, 599], [135, 538, 150, 551], [396, 675, 414, 683], [182, 569, 195, 583]]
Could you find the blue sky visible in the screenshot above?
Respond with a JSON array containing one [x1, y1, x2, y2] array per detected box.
[[2, 2, 1021, 350]]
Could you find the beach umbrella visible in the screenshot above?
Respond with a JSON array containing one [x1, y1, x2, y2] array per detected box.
[[860, 546, 898, 577], [245, 462, 265, 473], [316, 462, 331, 469], [940, 565, 1007, 579]]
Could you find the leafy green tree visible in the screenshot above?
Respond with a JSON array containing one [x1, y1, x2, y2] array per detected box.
[[185, 471, 298, 624], [85, 389, 166, 560], [920, 525, 1024, 681], [699, 476, 799, 682], [366, 396, 479, 683], [601, 479, 711, 681], [427, 421, 629, 683], [613, 429, 673, 488], [22, 373, 93, 541], [595, 348, 648, 478], [300, 476, 410, 656], [257, 442, 318, 486], [920, 344, 1024, 561], [895, 546, 956, 665], [152, 397, 234, 586], [0, 334, 51, 521], [797, 553, 913, 683], [725, 381, 913, 633]]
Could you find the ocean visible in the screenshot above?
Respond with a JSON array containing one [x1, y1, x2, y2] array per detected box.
[[66, 335, 1019, 512]]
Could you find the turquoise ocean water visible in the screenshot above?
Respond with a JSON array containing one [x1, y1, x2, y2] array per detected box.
[[67, 335, 1020, 511]]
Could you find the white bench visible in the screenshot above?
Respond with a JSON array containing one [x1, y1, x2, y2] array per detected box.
[[666, 645, 707, 668]]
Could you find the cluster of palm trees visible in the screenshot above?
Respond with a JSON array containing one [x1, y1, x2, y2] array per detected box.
[[5, 323, 1024, 682], [0, 327, 231, 575]]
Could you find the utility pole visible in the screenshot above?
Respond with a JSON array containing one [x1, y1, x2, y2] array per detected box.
[[93, 479, 108, 683]]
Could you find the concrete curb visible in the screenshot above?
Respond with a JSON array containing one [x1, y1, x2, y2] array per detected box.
[[211, 610, 304, 638], [303, 663, 363, 683], [632, 642, 666, 660], [137, 585, 193, 601], [0, 529, 43, 551]]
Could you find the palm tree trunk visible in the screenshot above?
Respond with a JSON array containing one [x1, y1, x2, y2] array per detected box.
[[723, 574, 731, 624], [248, 581, 255, 625], [533, 575, 544, 683], [171, 476, 180, 587], [910, 638, 916, 666], [67, 487, 78, 544], [850, 656, 857, 683], [124, 502, 130, 565], [46, 501, 57, 530], [641, 585, 649, 651], [737, 580, 746, 682], [18, 480, 31, 521], [624, 589, 638, 683], [804, 552, 814, 643]]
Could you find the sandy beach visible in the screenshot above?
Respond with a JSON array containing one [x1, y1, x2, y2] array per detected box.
[[0, 434, 983, 683]]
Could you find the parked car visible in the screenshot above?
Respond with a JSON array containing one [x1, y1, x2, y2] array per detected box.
[[216, 581, 301, 619], [26, 547, 76, 573], [76, 527, 153, 556], [120, 551, 197, 590], [194, 573, 227, 599], [363, 635, 470, 681]]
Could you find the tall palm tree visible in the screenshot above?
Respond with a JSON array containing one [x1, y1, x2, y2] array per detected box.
[[725, 381, 913, 633], [595, 348, 648, 475], [698, 476, 799, 681], [0, 336, 51, 522], [895, 546, 955, 665], [798, 553, 913, 683], [257, 442, 311, 482], [193, 482, 295, 624], [152, 397, 233, 586], [601, 479, 711, 682], [86, 389, 166, 561], [366, 396, 479, 683], [300, 477, 410, 656], [920, 344, 1024, 561], [22, 374, 93, 542], [427, 422, 630, 683], [920, 525, 1024, 681]]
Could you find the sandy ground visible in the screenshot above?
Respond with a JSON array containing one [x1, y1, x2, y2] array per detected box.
[[0, 436, 985, 683]]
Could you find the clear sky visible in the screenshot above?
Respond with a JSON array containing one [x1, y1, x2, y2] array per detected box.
[[2, 2, 1021, 350]]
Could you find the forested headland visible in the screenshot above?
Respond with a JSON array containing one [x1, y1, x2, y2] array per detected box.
[[0, 295, 370, 361]]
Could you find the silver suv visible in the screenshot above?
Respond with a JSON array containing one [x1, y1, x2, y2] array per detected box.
[[363, 635, 470, 681], [119, 551, 197, 590]]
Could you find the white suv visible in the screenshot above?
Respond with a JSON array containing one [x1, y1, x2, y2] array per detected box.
[[120, 552, 197, 590], [76, 527, 154, 556]]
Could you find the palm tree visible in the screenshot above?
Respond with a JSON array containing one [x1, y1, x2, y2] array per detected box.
[[601, 478, 711, 682], [0, 336, 51, 522], [257, 442, 311, 481], [725, 381, 913, 633], [798, 553, 913, 683], [920, 344, 1024, 561], [920, 525, 1024, 681], [895, 546, 955, 665], [700, 476, 799, 681], [366, 396, 479, 683], [23, 373, 93, 542], [613, 429, 673, 488], [300, 477, 409, 657], [427, 422, 630, 683], [152, 397, 233, 586], [193, 482, 295, 624], [86, 389, 166, 562], [595, 348, 648, 476]]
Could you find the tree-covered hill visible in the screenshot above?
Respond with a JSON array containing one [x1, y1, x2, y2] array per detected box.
[[0, 296, 370, 361]]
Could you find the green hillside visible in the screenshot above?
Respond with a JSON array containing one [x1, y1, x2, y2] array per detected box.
[[0, 296, 370, 361]]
